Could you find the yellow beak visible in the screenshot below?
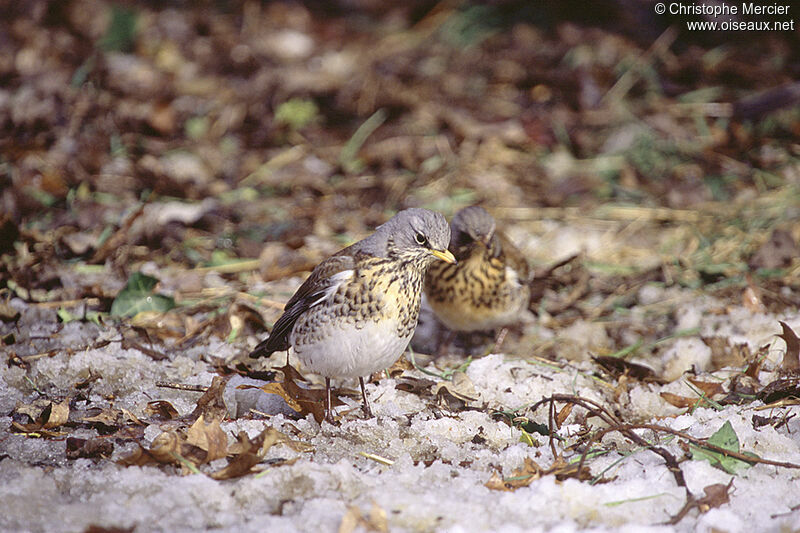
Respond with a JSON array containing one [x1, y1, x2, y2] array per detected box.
[[430, 249, 457, 264]]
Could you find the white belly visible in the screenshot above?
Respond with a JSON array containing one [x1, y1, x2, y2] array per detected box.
[[291, 319, 410, 378]]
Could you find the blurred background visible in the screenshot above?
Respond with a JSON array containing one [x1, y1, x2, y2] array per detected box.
[[1, 0, 798, 358]]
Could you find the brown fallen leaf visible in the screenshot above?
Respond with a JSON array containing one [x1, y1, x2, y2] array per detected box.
[[592, 356, 665, 383], [145, 400, 179, 420], [703, 336, 750, 371], [129, 311, 185, 339], [190, 376, 229, 422], [757, 377, 800, 404], [394, 375, 436, 394], [149, 430, 184, 464], [385, 356, 414, 378], [660, 392, 701, 410], [117, 445, 160, 467], [669, 480, 734, 524], [66, 437, 114, 460], [15, 399, 52, 423], [44, 400, 70, 428], [186, 415, 228, 463], [555, 403, 573, 428], [434, 371, 478, 410], [744, 344, 769, 380], [0, 300, 21, 323], [242, 364, 342, 423], [686, 378, 725, 399], [80, 407, 123, 429], [485, 457, 542, 492], [210, 427, 281, 480], [15, 399, 70, 430], [778, 321, 800, 372]]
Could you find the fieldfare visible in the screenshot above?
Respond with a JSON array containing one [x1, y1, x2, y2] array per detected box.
[[425, 206, 530, 346], [250, 208, 456, 422]]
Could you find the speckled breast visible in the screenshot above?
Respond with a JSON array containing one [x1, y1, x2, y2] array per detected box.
[[290, 257, 427, 378]]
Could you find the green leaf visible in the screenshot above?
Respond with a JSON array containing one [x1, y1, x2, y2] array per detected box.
[[110, 272, 175, 318], [690, 420, 758, 474], [99, 5, 138, 53], [57, 307, 78, 323], [274, 98, 319, 131], [85, 311, 106, 326]]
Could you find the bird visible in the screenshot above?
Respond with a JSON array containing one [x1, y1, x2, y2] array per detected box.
[[250, 208, 456, 423], [424, 206, 530, 349]]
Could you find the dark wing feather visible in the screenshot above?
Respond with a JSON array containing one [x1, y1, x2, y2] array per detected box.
[[249, 252, 356, 358], [496, 233, 530, 281]]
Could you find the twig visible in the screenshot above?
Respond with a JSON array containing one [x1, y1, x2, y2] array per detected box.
[[29, 298, 101, 308], [156, 382, 209, 393]]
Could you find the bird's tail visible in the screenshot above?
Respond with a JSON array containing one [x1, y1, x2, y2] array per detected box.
[[248, 335, 287, 359]]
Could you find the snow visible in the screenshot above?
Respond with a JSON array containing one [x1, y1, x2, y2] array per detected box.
[[2, 296, 800, 533]]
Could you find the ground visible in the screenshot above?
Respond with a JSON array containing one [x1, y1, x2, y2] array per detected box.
[[1, 1, 800, 532]]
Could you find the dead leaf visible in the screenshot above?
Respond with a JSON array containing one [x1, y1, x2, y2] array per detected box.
[[385, 356, 413, 378], [555, 403, 573, 428], [123, 408, 144, 426], [145, 400, 179, 420], [129, 311, 185, 338], [186, 415, 228, 463], [758, 377, 800, 404], [592, 356, 665, 383], [549, 454, 594, 482], [434, 372, 478, 410], [668, 479, 734, 525], [660, 392, 700, 409], [15, 399, 51, 422], [66, 437, 114, 460], [190, 376, 229, 422], [697, 480, 733, 512], [0, 300, 21, 323], [485, 457, 542, 492], [395, 375, 436, 394], [210, 427, 281, 480], [687, 378, 725, 399], [117, 445, 160, 467], [703, 336, 750, 370], [15, 399, 70, 430], [242, 364, 341, 423], [778, 321, 800, 371], [80, 407, 123, 429], [485, 472, 511, 492], [149, 430, 183, 464], [744, 345, 768, 380]]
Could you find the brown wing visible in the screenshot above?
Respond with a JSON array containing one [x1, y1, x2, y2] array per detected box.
[[249, 250, 356, 358], [496, 232, 530, 281]]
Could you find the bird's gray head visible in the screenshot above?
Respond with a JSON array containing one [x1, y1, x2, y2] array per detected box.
[[450, 206, 496, 251], [368, 208, 455, 264]]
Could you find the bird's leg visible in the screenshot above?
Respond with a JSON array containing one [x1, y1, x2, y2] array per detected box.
[[324, 377, 335, 424], [491, 327, 509, 354], [436, 329, 457, 357], [359, 377, 373, 418]]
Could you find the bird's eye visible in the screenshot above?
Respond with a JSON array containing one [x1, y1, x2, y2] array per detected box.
[[414, 232, 428, 246]]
